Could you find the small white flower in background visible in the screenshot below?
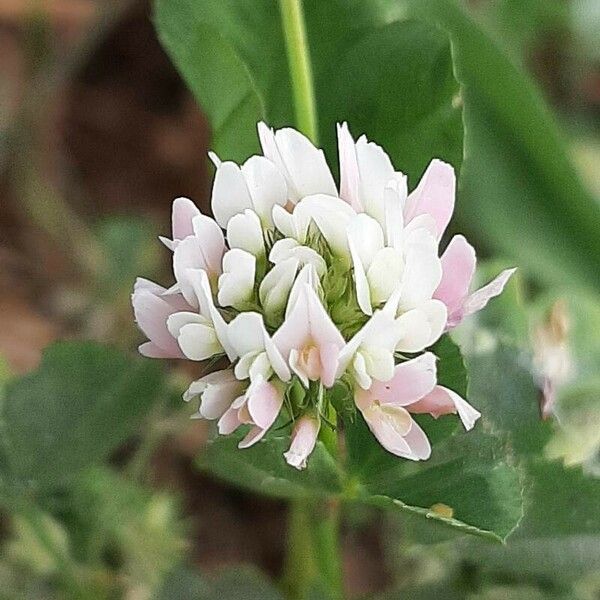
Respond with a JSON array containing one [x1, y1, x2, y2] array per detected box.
[[132, 121, 515, 469]]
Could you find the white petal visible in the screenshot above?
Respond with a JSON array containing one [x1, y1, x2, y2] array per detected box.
[[173, 237, 210, 306], [272, 205, 298, 239], [166, 311, 207, 337], [367, 247, 405, 306], [383, 179, 406, 249], [217, 249, 256, 309], [355, 135, 396, 226], [395, 309, 434, 353], [226, 209, 265, 257], [227, 311, 265, 356], [241, 155, 287, 226], [191, 213, 226, 274], [348, 236, 373, 316], [270, 238, 327, 277], [171, 197, 201, 242], [293, 194, 356, 258], [210, 161, 253, 228], [398, 231, 442, 309], [462, 268, 517, 318], [188, 269, 236, 361], [337, 122, 362, 211], [177, 322, 221, 361], [261, 125, 337, 202], [259, 258, 299, 318], [347, 213, 384, 268]]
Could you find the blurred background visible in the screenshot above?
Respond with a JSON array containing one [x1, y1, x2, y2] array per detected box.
[[0, 0, 599, 598]]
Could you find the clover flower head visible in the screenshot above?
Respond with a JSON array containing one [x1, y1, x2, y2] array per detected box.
[[132, 122, 514, 469]]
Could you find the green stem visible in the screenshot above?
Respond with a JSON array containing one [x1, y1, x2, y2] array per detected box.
[[278, 4, 342, 597], [279, 0, 318, 142]]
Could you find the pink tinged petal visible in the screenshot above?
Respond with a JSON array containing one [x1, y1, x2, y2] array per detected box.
[[273, 286, 312, 359], [274, 285, 343, 388], [337, 122, 362, 211], [263, 333, 292, 382], [371, 352, 437, 406], [138, 342, 178, 359], [218, 404, 243, 435], [319, 342, 341, 388], [289, 349, 309, 387], [132, 284, 184, 358], [185, 370, 243, 420], [402, 419, 432, 460], [356, 394, 415, 458], [462, 268, 517, 319], [191, 214, 226, 273], [173, 237, 211, 306], [238, 425, 268, 449], [241, 155, 287, 226], [405, 159, 456, 240], [434, 235, 476, 321], [285, 263, 320, 319], [246, 378, 283, 431], [210, 160, 253, 228], [284, 415, 320, 470], [304, 285, 345, 354], [410, 385, 481, 431], [171, 197, 201, 242]]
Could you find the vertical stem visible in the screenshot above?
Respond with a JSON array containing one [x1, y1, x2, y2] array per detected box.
[[278, 4, 342, 598], [278, 0, 318, 142]]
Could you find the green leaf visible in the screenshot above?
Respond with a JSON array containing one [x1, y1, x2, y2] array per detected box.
[[467, 343, 600, 542], [197, 431, 344, 499], [0, 342, 163, 501], [154, 1, 462, 181], [346, 415, 523, 542], [402, 0, 600, 295], [318, 17, 462, 180], [199, 341, 522, 542], [431, 335, 468, 398]]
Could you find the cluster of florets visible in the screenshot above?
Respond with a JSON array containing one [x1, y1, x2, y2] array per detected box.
[[132, 123, 514, 469]]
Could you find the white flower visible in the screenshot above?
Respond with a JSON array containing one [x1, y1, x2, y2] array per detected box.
[[269, 238, 327, 277], [210, 153, 287, 228], [184, 369, 244, 420], [133, 122, 512, 469], [227, 311, 290, 383], [273, 282, 345, 388], [217, 249, 256, 310], [272, 194, 356, 259], [171, 213, 226, 305], [226, 209, 265, 257], [258, 122, 337, 203]]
